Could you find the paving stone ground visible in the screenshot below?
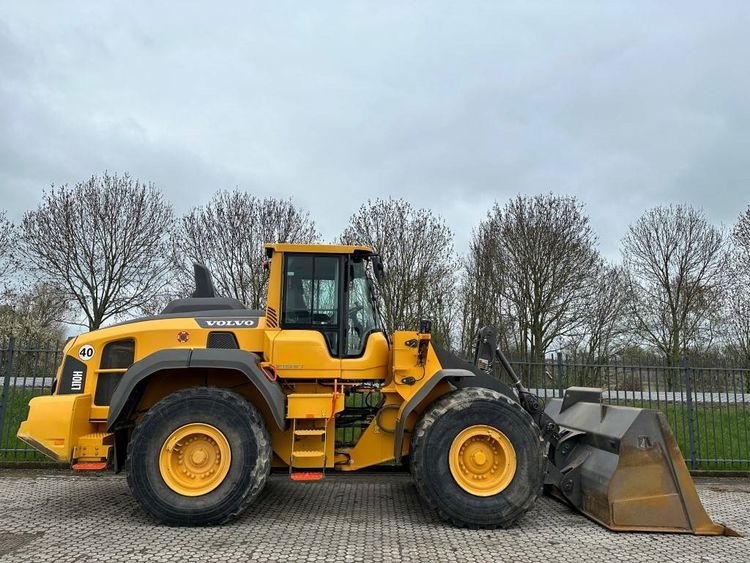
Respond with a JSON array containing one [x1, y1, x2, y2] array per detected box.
[[0, 470, 748, 562]]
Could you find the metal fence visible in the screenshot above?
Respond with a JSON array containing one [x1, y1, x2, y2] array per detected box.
[[508, 354, 750, 471], [0, 338, 748, 470], [0, 337, 62, 463]]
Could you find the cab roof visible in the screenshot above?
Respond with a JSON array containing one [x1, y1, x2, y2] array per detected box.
[[264, 243, 374, 255]]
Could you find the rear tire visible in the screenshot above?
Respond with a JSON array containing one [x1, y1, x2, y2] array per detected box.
[[126, 387, 271, 526], [410, 387, 544, 528]]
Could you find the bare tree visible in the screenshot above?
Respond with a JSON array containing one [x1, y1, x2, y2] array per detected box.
[[563, 262, 631, 364], [622, 204, 728, 367], [469, 195, 599, 365], [724, 205, 750, 364], [734, 205, 750, 260], [458, 219, 512, 356], [0, 282, 69, 343], [22, 173, 174, 330], [340, 198, 456, 347], [173, 190, 319, 308], [724, 283, 750, 365], [0, 211, 19, 291]]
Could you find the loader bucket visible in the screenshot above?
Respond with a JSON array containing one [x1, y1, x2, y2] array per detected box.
[[544, 388, 739, 536]]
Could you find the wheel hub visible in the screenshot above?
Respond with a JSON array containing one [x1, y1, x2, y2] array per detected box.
[[159, 423, 231, 497], [472, 450, 488, 466], [449, 424, 517, 496]]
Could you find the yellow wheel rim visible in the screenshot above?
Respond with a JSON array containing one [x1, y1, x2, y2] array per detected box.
[[448, 424, 517, 497], [159, 423, 231, 497]]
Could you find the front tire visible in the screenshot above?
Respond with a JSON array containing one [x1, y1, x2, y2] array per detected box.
[[126, 387, 271, 526], [410, 387, 544, 528]]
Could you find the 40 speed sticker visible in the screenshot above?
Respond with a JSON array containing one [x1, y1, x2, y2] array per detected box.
[[78, 344, 95, 361]]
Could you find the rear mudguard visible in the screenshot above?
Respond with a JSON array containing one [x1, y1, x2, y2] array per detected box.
[[107, 348, 286, 433], [544, 387, 739, 536], [106, 348, 286, 472]]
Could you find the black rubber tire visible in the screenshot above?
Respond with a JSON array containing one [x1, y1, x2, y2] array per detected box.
[[126, 387, 271, 526], [410, 387, 545, 528]]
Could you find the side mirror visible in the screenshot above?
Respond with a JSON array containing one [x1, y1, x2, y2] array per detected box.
[[371, 255, 385, 283]]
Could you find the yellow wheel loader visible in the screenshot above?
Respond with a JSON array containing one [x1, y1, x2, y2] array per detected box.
[[17, 244, 737, 534]]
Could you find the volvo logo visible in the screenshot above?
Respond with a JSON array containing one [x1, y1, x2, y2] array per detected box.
[[195, 317, 259, 328]]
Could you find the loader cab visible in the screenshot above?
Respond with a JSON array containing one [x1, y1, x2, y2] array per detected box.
[[264, 244, 390, 379]]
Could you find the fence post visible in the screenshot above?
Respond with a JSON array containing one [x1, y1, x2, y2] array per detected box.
[[681, 354, 697, 470], [0, 336, 16, 446], [556, 352, 564, 398]]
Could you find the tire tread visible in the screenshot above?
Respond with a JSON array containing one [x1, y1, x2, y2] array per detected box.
[[126, 386, 271, 526], [410, 387, 545, 529]]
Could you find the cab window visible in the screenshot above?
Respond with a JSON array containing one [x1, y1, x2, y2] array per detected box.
[[282, 255, 340, 355]]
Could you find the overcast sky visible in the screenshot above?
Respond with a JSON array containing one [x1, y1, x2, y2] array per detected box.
[[1, 1, 748, 260]]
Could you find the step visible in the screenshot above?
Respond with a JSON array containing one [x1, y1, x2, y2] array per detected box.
[[294, 429, 326, 436], [72, 462, 108, 471], [291, 449, 325, 459], [290, 471, 325, 482]]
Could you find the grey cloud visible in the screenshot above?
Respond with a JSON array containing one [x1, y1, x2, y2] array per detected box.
[[0, 1, 748, 260]]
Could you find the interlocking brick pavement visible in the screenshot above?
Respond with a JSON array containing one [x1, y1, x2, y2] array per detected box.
[[0, 470, 747, 562]]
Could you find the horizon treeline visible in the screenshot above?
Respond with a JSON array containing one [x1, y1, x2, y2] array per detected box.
[[2, 172, 750, 368]]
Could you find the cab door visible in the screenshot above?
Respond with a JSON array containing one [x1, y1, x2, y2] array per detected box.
[[271, 254, 342, 378], [340, 256, 390, 379]]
